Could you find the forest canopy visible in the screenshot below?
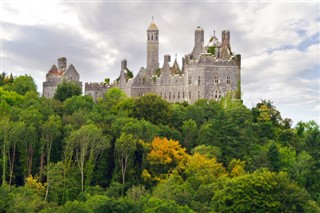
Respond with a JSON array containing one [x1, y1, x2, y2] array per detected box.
[[0, 74, 319, 212]]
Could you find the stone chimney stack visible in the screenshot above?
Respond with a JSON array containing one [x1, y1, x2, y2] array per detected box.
[[191, 26, 204, 59], [221, 30, 230, 48], [58, 57, 67, 71], [121, 59, 127, 71]]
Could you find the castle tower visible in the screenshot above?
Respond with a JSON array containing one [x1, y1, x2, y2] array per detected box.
[[57, 56, 67, 71], [191, 26, 205, 59], [146, 18, 159, 73]]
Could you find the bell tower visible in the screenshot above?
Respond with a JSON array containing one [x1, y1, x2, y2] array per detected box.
[[146, 17, 159, 73]]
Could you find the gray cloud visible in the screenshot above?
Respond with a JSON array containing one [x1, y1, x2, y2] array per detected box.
[[2, 2, 319, 124]]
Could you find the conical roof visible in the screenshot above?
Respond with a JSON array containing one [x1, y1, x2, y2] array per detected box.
[[147, 21, 158, 31]]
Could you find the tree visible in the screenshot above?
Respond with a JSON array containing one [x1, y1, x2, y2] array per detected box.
[[8, 121, 25, 185], [65, 124, 110, 192], [181, 119, 197, 149], [211, 169, 314, 212], [9, 75, 37, 96], [40, 115, 62, 200], [267, 143, 281, 172], [146, 137, 189, 181], [133, 94, 171, 125], [114, 133, 137, 195], [0, 119, 10, 185], [53, 81, 82, 102]]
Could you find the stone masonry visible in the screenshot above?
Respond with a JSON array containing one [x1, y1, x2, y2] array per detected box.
[[43, 21, 241, 104], [43, 57, 82, 98], [116, 21, 241, 104]]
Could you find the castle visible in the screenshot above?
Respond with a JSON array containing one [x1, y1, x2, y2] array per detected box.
[[43, 57, 82, 98], [44, 20, 241, 103]]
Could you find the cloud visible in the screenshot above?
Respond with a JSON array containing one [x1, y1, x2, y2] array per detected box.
[[2, 1, 319, 124]]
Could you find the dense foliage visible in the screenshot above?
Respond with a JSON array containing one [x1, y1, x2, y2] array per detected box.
[[0, 75, 319, 212]]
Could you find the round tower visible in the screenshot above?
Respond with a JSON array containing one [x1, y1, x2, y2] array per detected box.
[[147, 18, 159, 73]]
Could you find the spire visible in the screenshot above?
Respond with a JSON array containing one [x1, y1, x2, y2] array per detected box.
[[147, 16, 158, 31]]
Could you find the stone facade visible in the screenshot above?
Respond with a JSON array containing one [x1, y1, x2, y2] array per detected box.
[[85, 82, 111, 101], [43, 57, 82, 98], [116, 21, 241, 104]]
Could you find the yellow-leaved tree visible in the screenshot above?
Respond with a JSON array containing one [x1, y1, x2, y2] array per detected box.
[[143, 137, 189, 182]]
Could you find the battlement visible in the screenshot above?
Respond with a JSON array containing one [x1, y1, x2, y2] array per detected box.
[[85, 82, 111, 91]]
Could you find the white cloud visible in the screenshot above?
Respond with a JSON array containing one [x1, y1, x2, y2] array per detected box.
[[1, 1, 319, 124]]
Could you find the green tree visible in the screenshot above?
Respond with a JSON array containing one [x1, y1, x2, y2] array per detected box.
[[211, 169, 314, 212], [53, 81, 81, 102], [65, 124, 110, 192], [267, 143, 281, 172], [40, 115, 62, 200], [181, 119, 197, 149], [114, 133, 137, 195], [133, 93, 171, 125], [9, 75, 37, 96]]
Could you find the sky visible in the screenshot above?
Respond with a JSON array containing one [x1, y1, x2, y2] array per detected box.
[[1, 0, 319, 125]]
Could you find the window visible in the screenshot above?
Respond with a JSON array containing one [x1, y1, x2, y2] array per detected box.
[[165, 92, 167, 99], [169, 92, 171, 99], [214, 75, 219, 84], [189, 76, 192, 84], [198, 91, 200, 99], [189, 91, 191, 99], [183, 91, 185, 98], [173, 92, 175, 99], [198, 76, 201, 85], [227, 75, 231, 84], [178, 92, 180, 99], [215, 91, 218, 99]]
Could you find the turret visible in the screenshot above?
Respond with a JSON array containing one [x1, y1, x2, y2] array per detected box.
[[57, 57, 67, 71], [191, 26, 205, 59], [147, 18, 159, 73]]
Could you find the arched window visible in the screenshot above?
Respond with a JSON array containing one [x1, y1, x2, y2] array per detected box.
[[227, 75, 231, 84]]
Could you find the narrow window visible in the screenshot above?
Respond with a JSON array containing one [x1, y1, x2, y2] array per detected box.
[[165, 92, 167, 99], [183, 91, 185, 98], [173, 92, 175, 99], [189, 76, 192, 84], [214, 75, 219, 84], [227, 75, 231, 84], [215, 91, 218, 99], [169, 92, 171, 99], [178, 92, 180, 99], [189, 91, 191, 99], [198, 76, 200, 85], [198, 91, 200, 99]]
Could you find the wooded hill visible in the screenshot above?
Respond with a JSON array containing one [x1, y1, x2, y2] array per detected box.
[[0, 74, 319, 212]]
